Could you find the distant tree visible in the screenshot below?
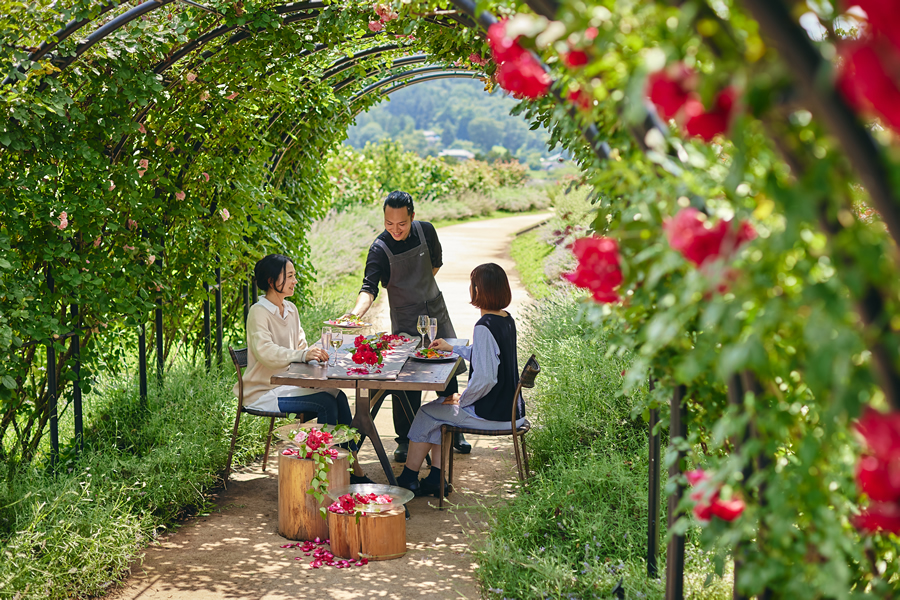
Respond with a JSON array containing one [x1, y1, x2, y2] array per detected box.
[[467, 117, 505, 152], [396, 130, 428, 155], [349, 121, 388, 148], [440, 126, 455, 147]]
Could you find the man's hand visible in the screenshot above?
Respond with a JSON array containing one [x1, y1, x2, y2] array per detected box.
[[348, 291, 374, 319], [442, 393, 460, 405], [306, 348, 329, 363]]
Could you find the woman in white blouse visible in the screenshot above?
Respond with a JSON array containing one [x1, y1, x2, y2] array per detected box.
[[236, 254, 371, 483], [397, 263, 526, 497]]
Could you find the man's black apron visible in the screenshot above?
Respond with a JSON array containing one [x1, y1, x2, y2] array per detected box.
[[375, 221, 463, 444]]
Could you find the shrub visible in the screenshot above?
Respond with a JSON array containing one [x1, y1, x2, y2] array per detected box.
[[491, 186, 551, 212]]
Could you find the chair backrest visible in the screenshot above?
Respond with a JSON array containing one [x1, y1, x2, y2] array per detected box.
[[511, 354, 540, 427], [229, 347, 247, 409]]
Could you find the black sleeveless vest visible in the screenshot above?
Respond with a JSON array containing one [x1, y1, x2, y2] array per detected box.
[[470, 313, 523, 422]]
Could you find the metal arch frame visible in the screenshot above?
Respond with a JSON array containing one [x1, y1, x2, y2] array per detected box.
[[267, 64, 482, 176]]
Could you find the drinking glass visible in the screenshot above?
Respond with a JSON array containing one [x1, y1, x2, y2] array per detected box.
[[416, 314, 429, 345], [320, 327, 332, 361], [428, 318, 438, 346], [330, 331, 343, 366]]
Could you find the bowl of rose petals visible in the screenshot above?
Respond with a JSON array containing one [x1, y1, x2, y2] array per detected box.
[[326, 484, 414, 514]]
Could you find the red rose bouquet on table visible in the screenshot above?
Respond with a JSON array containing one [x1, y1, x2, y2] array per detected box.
[[347, 335, 389, 374]]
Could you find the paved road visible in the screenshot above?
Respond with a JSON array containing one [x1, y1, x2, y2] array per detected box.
[[107, 212, 550, 600]]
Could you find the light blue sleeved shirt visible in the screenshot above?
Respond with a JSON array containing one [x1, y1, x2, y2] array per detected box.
[[452, 325, 501, 416]]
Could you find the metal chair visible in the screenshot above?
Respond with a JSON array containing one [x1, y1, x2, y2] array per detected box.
[[224, 346, 308, 483], [438, 354, 539, 507]]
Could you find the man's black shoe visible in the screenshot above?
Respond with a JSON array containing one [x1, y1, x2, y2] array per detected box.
[[393, 442, 408, 463], [453, 432, 471, 454], [417, 477, 452, 498]]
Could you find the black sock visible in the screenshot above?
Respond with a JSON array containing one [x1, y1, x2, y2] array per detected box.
[[397, 466, 418, 485], [425, 467, 442, 484]]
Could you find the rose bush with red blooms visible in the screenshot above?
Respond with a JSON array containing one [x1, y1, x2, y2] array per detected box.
[[854, 408, 900, 534], [563, 49, 589, 68], [486, 19, 550, 99], [684, 86, 738, 142], [647, 64, 694, 120], [664, 208, 756, 267], [563, 236, 623, 303], [567, 88, 592, 112], [838, 41, 900, 132], [686, 470, 746, 523]]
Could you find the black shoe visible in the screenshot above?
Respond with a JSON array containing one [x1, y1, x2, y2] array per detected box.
[[417, 477, 452, 498], [350, 474, 375, 485], [453, 433, 471, 454], [393, 442, 408, 463], [396, 476, 420, 496]]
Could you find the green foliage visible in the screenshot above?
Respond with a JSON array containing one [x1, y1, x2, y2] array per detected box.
[[476, 292, 729, 599], [0, 364, 270, 598]]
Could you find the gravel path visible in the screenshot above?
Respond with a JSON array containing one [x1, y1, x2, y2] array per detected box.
[[108, 212, 551, 600]]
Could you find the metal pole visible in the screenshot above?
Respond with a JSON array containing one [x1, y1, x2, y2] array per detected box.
[[665, 385, 687, 600], [215, 263, 223, 364], [47, 265, 59, 466], [156, 234, 164, 384], [71, 304, 83, 453], [647, 377, 660, 579], [138, 323, 147, 402], [203, 279, 211, 371]]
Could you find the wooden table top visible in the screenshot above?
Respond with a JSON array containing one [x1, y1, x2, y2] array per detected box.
[[270, 337, 467, 392]]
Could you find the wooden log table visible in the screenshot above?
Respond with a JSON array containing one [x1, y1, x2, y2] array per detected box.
[[270, 337, 466, 493]]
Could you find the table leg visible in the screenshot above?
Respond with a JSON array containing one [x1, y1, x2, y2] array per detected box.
[[351, 384, 398, 488]]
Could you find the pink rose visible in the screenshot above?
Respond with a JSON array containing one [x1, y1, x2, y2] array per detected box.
[[123, 245, 135, 251], [175, 191, 185, 201], [137, 169, 146, 178], [584, 26, 599, 40], [138, 123, 146, 134], [200, 90, 210, 101], [202, 172, 210, 182], [138, 159, 149, 169], [93, 237, 102, 247], [368, 20, 384, 32], [127, 219, 137, 230], [56, 211, 68, 230], [468, 53, 487, 66], [108, 181, 115, 191], [147, 255, 156, 265], [563, 236, 623, 303], [226, 92, 239, 100], [221, 208, 230, 221], [186, 72, 197, 82], [664, 208, 755, 267]]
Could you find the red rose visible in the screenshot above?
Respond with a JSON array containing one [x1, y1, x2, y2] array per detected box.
[[854, 502, 900, 534], [568, 88, 593, 112], [857, 455, 900, 502], [647, 64, 695, 120], [856, 407, 900, 460], [563, 49, 589, 68], [684, 87, 738, 142], [496, 52, 551, 99], [563, 236, 623, 303], [354, 335, 366, 348], [837, 41, 900, 132], [846, 0, 900, 52], [339, 494, 356, 512], [487, 20, 526, 64], [664, 208, 754, 267], [687, 469, 745, 523]]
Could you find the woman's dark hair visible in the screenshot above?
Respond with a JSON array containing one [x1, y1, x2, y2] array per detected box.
[[470, 263, 512, 311], [383, 190, 414, 216], [255, 254, 293, 293]]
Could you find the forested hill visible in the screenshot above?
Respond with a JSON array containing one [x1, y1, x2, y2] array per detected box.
[[345, 78, 552, 165]]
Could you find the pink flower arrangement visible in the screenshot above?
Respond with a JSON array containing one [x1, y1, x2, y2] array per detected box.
[[686, 469, 746, 523], [664, 208, 755, 268], [175, 191, 185, 201], [563, 236, 623, 303], [487, 19, 550, 99], [56, 211, 68, 230], [327, 492, 393, 515], [854, 407, 900, 534]]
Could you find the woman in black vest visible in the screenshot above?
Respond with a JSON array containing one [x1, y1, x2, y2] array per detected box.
[[397, 263, 526, 497]]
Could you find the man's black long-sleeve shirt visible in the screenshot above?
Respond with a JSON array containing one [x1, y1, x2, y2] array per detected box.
[[360, 221, 442, 300]]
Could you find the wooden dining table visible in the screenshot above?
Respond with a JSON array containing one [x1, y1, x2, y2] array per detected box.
[[270, 337, 467, 490]]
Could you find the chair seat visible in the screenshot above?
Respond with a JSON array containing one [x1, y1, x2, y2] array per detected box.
[[241, 407, 290, 419], [443, 418, 531, 437]]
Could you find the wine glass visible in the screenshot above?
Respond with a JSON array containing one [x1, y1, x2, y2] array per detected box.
[[416, 314, 429, 345], [428, 318, 438, 347], [330, 331, 343, 366], [320, 327, 332, 362]]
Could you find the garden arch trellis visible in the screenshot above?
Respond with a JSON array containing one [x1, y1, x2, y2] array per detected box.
[[6, 0, 900, 597]]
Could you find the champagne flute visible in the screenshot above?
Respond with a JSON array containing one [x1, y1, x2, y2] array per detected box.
[[330, 331, 343, 366], [428, 318, 438, 347], [416, 314, 429, 346], [320, 327, 332, 363]]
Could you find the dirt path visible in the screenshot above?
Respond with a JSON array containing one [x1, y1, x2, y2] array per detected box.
[[108, 212, 550, 600]]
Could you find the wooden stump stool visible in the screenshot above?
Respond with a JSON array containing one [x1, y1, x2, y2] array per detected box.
[[278, 448, 350, 541], [327, 507, 406, 561]]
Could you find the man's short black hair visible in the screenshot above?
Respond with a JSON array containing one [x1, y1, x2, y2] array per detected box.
[[383, 190, 414, 216]]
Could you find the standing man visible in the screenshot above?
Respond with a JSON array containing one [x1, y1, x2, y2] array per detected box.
[[346, 191, 471, 461]]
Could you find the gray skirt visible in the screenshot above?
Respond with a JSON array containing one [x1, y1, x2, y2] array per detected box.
[[408, 398, 526, 445]]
